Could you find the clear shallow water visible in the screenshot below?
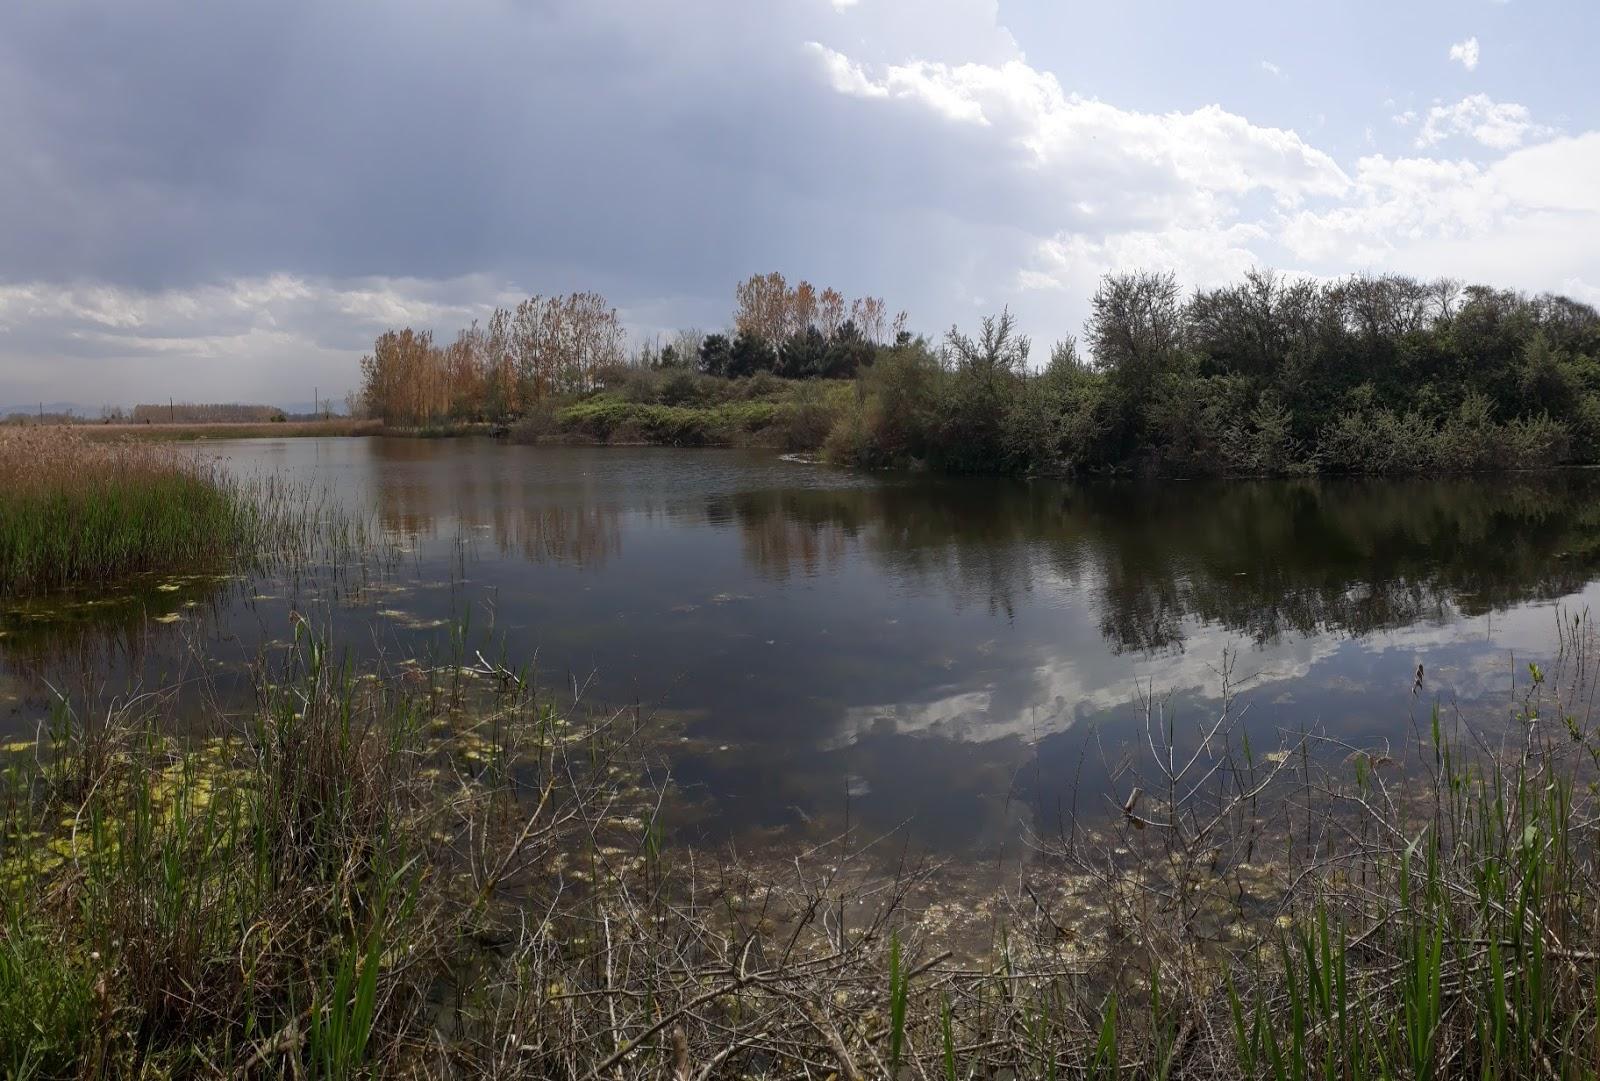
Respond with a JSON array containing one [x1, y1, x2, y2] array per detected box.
[[4, 437, 1599, 855]]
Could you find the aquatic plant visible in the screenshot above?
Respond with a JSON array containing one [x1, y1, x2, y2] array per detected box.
[[0, 428, 249, 595], [0, 427, 375, 597], [0, 615, 1596, 1077]]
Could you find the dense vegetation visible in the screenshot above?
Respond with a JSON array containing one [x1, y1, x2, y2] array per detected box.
[[513, 369, 848, 450], [829, 270, 1600, 475], [0, 429, 253, 595], [356, 293, 629, 424], [355, 269, 1600, 475], [0, 428, 374, 596], [354, 276, 897, 428], [3, 617, 1598, 1077]]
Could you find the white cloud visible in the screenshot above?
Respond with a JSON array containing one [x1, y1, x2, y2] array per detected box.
[[1449, 36, 1481, 71], [805, 46, 1349, 203], [1416, 94, 1552, 150], [0, 274, 500, 406], [1564, 278, 1600, 305], [1280, 133, 1600, 286], [1260, 60, 1283, 77], [806, 42, 1349, 297], [804, 42, 891, 100], [1022, 222, 1269, 299]]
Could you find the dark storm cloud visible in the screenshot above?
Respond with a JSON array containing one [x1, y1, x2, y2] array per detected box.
[[5, 0, 1592, 405], [1, 0, 1074, 316], [2, 4, 960, 291]]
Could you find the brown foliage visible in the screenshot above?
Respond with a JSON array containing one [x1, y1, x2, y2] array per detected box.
[[359, 292, 627, 425], [733, 272, 896, 345]]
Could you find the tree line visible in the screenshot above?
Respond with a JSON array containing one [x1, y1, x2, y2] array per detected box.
[[643, 272, 907, 380], [830, 269, 1600, 475], [356, 275, 902, 423], [358, 292, 626, 425], [355, 268, 1600, 475], [128, 403, 287, 424]]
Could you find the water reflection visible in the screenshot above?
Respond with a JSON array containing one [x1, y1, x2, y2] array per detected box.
[[6, 439, 1599, 856], [725, 473, 1600, 653]]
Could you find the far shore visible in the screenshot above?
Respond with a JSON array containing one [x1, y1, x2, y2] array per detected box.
[[70, 418, 385, 440]]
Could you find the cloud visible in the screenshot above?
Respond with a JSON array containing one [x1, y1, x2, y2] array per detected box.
[[803, 45, 1349, 202], [0, 0, 1595, 403], [1416, 94, 1554, 150], [1449, 36, 1481, 71], [0, 274, 503, 406], [805, 42, 889, 99], [1280, 133, 1600, 285], [1260, 60, 1283, 78], [803, 41, 1349, 299]]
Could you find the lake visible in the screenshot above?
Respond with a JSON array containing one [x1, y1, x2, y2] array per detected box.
[[4, 437, 1598, 856]]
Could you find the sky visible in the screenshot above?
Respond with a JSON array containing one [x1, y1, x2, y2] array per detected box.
[[1, 0, 1597, 409]]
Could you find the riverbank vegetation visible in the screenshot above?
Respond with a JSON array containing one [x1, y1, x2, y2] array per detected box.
[[356, 269, 1600, 475], [2, 617, 1597, 1077], [830, 270, 1600, 475], [515, 369, 849, 450], [0, 429, 255, 596], [0, 428, 377, 598]]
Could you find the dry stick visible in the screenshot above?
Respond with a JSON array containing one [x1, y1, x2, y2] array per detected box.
[[672, 1025, 691, 1081], [604, 915, 624, 1080], [801, 1000, 863, 1081], [582, 978, 746, 1080], [692, 1029, 772, 1081]]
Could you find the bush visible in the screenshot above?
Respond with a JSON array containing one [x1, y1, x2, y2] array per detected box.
[[1502, 412, 1569, 468], [823, 343, 941, 468], [1317, 409, 1440, 475], [769, 381, 846, 452]]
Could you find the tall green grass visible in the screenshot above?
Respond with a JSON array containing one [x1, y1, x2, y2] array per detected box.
[[0, 428, 249, 594], [0, 427, 377, 597]]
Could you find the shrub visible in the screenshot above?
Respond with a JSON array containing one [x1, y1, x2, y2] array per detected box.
[[768, 382, 843, 452], [1502, 412, 1569, 468], [1318, 409, 1440, 474], [823, 343, 941, 468]]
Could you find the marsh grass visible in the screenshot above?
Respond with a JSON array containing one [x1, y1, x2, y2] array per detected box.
[[0, 427, 378, 599], [1, 614, 1598, 1077], [0, 428, 252, 595]]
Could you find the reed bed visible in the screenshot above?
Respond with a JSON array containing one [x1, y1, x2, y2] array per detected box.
[[0, 427, 376, 597], [0, 616, 1597, 1078]]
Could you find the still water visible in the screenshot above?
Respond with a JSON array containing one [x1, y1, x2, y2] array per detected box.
[[5, 438, 1599, 855]]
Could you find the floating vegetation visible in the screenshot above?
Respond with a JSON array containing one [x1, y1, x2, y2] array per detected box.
[[376, 607, 450, 630]]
